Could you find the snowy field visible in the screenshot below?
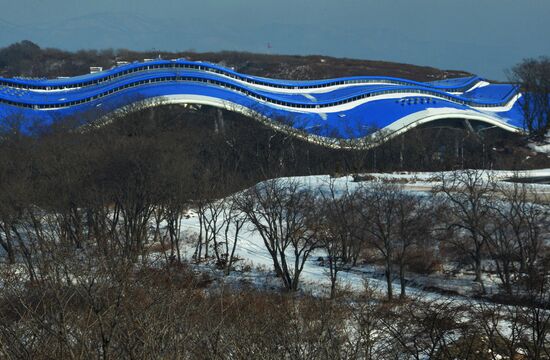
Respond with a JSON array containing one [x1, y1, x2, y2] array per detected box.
[[150, 171, 550, 301]]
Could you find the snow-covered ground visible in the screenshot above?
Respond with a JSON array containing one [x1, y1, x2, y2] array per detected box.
[[155, 172, 550, 300], [174, 210, 451, 300], [528, 133, 550, 155], [357, 170, 550, 199], [364, 168, 550, 182], [529, 142, 550, 154]]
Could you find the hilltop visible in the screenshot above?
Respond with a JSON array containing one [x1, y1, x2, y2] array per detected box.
[[0, 40, 471, 81]]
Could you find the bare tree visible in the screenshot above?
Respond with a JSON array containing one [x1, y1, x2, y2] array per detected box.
[[344, 281, 394, 359], [315, 178, 362, 298], [220, 195, 246, 275], [482, 179, 545, 296], [436, 169, 496, 293], [356, 182, 429, 300], [202, 198, 229, 266], [484, 211, 521, 295], [509, 57, 550, 140], [236, 178, 319, 291], [164, 201, 187, 264], [382, 296, 472, 359], [355, 182, 399, 300], [495, 179, 548, 282], [394, 192, 433, 298]]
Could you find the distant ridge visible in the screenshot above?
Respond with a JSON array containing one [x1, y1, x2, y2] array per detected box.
[[0, 41, 471, 82]]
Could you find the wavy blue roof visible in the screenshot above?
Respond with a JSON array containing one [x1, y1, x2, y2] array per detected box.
[[0, 59, 526, 146]]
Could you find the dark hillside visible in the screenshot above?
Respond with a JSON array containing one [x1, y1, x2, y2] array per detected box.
[[23, 104, 545, 186], [0, 41, 470, 81]]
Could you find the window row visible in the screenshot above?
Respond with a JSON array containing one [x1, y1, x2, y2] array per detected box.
[[0, 62, 477, 95], [0, 77, 510, 110]]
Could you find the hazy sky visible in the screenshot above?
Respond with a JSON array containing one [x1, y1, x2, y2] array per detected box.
[[1, 0, 549, 79]]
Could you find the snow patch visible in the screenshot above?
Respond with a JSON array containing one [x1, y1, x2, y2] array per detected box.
[[528, 142, 550, 154]]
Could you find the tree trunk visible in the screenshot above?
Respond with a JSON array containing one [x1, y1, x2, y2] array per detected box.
[[329, 256, 337, 299], [474, 256, 482, 281], [399, 261, 406, 299], [195, 214, 203, 262], [474, 252, 486, 293], [385, 258, 393, 300]]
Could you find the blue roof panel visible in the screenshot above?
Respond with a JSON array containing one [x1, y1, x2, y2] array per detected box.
[[0, 60, 527, 145]]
